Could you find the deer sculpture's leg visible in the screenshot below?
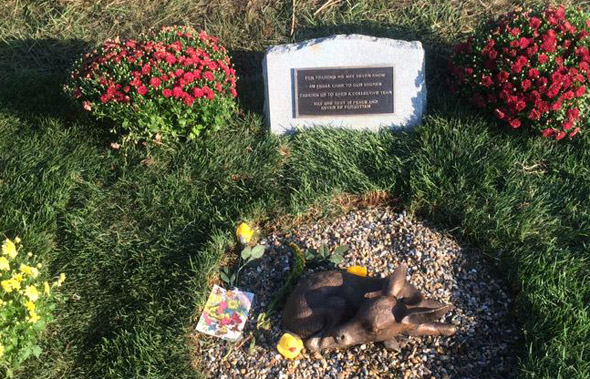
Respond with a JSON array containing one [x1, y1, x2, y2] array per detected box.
[[406, 322, 457, 336]]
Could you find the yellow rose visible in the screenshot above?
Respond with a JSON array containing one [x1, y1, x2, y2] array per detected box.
[[44, 281, 51, 295], [25, 285, 39, 302], [2, 239, 17, 259], [1, 280, 13, 293], [236, 222, 254, 244], [0, 256, 9, 271]]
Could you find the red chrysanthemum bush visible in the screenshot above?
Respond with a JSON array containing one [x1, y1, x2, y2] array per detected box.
[[450, 5, 590, 140], [65, 25, 238, 142]]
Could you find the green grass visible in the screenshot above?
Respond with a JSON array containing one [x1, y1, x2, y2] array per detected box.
[[1, 0, 589, 378]]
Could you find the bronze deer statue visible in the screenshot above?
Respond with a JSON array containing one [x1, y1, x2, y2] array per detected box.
[[282, 264, 457, 352]]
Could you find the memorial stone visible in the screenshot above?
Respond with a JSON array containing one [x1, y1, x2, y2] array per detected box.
[[263, 34, 426, 134]]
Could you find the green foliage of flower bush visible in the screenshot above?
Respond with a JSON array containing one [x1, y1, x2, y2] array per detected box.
[[65, 25, 238, 143], [450, 5, 590, 140], [0, 238, 65, 377]]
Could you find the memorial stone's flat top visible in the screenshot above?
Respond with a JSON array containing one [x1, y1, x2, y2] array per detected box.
[[263, 34, 426, 134]]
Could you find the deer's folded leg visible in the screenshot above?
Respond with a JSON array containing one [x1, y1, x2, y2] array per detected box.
[[405, 322, 457, 336]]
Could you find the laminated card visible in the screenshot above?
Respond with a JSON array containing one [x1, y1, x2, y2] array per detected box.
[[196, 285, 254, 341]]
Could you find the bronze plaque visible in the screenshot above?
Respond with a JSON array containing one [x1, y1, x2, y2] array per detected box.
[[294, 66, 394, 117]]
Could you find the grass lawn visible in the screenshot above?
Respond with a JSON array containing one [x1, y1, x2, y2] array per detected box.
[[1, 0, 589, 378]]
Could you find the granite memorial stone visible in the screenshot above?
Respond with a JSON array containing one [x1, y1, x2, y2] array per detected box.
[[263, 34, 426, 134]]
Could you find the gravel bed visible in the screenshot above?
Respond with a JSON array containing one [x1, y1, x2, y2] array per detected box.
[[195, 207, 521, 378]]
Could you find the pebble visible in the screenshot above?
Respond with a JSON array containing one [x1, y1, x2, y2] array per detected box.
[[194, 207, 520, 378]]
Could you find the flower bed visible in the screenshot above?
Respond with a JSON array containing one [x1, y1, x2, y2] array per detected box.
[[0, 238, 65, 376], [66, 25, 238, 143], [450, 5, 590, 140]]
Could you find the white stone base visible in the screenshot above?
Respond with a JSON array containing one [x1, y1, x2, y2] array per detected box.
[[263, 34, 426, 134]]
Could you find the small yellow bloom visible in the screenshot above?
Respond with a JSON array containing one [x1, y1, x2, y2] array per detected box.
[[44, 281, 51, 295], [57, 272, 66, 287], [28, 310, 40, 323], [25, 285, 40, 302], [12, 273, 23, 286], [0, 256, 9, 271], [25, 300, 36, 312], [1, 280, 13, 293], [2, 239, 17, 259], [37, 263, 43, 269], [20, 264, 39, 278], [236, 222, 255, 244], [0, 343, 4, 357], [14, 237, 21, 244]]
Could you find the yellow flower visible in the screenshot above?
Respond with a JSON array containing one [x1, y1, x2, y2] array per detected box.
[[0, 343, 4, 357], [25, 285, 39, 302], [2, 239, 17, 259], [11, 273, 23, 287], [236, 222, 254, 244], [44, 281, 51, 295], [25, 300, 36, 312], [20, 264, 39, 278], [28, 310, 40, 323], [57, 272, 66, 287], [1, 280, 13, 293], [0, 256, 9, 271]]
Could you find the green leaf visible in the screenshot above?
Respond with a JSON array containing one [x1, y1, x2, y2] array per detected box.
[[31, 345, 43, 358], [241, 247, 252, 260], [220, 270, 231, 284], [250, 245, 265, 259], [320, 245, 329, 258], [329, 254, 345, 265], [333, 245, 349, 256]]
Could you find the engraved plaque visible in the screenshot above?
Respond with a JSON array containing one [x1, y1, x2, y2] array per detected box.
[[294, 66, 394, 117]]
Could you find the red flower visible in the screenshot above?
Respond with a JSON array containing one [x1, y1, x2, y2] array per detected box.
[[203, 71, 215, 81], [570, 128, 579, 137], [509, 118, 521, 128], [481, 75, 493, 87], [141, 64, 151, 75], [100, 94, 110, 103], [183, 95, 195, 106], [82, 101, 92, 111], [150, 77, 161, 88], [530, 17, 541, 30], [183, 72, 194, 82], [541, 30, 557, 52], [172, 86, 184, 98], [521, 79, 532, 91], [538, 54, 548, 64], [575, 86, 586, 97], [528, 68, 540, 78], [510, 27, 521, 36], [137, 85, 148, 95], [494, 108, 505, 119], [230, 88, 237, 97], [555, 131, 566, 140], [542, 128, 555, 138], [528, 109, 541, 120], [162, 88, 172, 98], [192, 87, 204, 98], [567, 108, 580, 121]]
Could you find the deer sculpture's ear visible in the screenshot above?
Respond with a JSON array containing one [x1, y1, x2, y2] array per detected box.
[[383, 264, 407, 297]]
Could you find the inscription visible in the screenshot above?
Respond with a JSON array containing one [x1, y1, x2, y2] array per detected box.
[[294, 66, 394, 117]]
